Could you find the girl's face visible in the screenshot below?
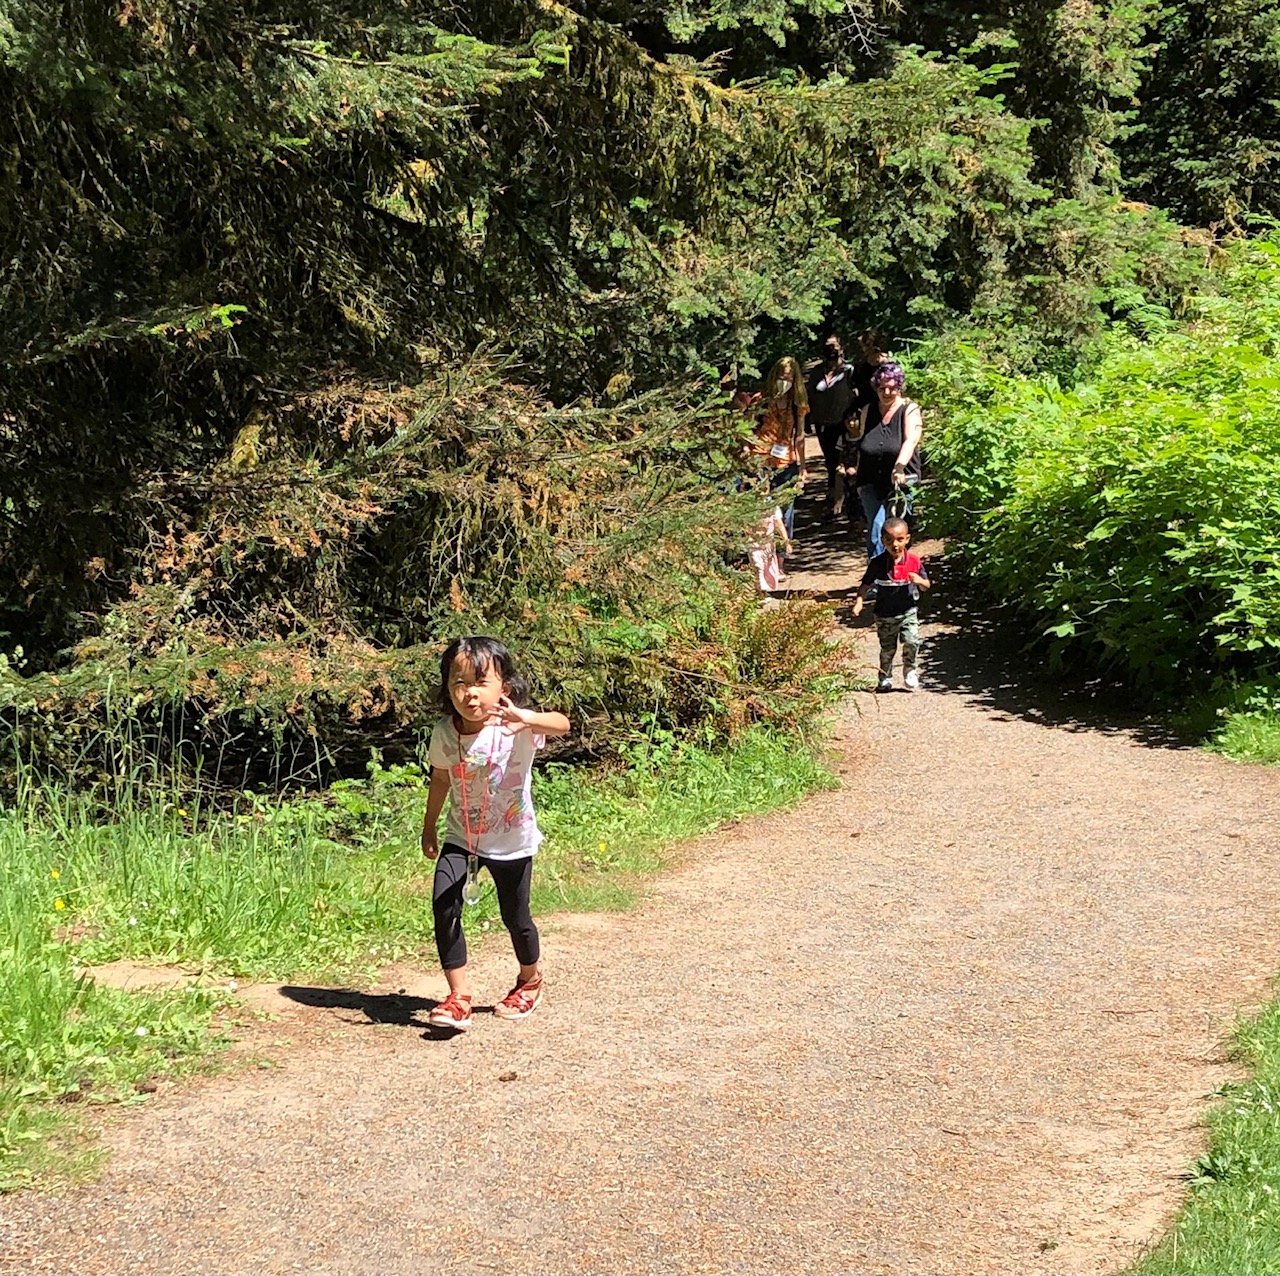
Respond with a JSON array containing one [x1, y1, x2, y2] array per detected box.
[[448, 656, 507, 728]]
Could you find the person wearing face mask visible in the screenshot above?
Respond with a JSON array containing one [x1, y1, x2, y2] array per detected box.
[[805, 334, 857, 506], [749, 355, 809, 543]]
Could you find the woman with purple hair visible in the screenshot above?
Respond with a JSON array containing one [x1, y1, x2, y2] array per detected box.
[[852, 361, 923, 557]]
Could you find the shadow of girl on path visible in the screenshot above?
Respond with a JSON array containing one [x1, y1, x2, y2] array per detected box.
[[277, 984, 498, 1039]]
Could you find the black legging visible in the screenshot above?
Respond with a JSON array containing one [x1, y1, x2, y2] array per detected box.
[[818, 424, 844, 491], [432, 843, 540, 970]]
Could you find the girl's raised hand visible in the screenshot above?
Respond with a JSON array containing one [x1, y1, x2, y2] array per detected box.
[[491, 694, 532, 735]]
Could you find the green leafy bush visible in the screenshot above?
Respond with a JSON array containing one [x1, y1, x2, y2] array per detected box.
[[920, 235, 1280, 692]]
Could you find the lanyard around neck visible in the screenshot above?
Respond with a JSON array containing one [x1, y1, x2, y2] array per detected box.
[[456, 722, 492, 855]]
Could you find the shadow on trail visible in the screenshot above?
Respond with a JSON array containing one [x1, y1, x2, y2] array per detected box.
[[278, 985, 434, 1027], [277, 985, 495, 1039], [781, 472, 864, 602], [769, 473, 1194, 750], [919, 559, 1194, 750]]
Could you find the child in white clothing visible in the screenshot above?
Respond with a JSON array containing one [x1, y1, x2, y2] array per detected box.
[[421, 636, 570, 1032]]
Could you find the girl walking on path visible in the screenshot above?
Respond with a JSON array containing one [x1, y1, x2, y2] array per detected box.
[[750, 502, 793, 592], [749, 356, 809, 542], [421, 636, 570, 1032]]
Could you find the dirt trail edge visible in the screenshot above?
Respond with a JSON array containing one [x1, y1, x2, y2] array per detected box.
[[5, 570, 1280, 1275]]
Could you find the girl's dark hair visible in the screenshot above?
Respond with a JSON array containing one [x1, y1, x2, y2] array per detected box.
[[439, 636, 531, 714]]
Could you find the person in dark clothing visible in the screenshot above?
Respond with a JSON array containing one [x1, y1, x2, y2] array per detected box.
[[851, 329, 890, 415], [805, 335, 857, 504], [852, 360, 923, 558], [832, 413, 863, 519]]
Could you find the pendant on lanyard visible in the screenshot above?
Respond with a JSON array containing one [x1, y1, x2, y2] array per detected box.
[[457, 724, 491, 906]]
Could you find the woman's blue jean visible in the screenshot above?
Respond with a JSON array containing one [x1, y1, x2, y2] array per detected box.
[[767, 463, 801, 541], [858, 483, 914, 557]]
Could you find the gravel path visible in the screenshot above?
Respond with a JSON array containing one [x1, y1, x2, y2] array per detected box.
[[4, 484, 1280, 1275]]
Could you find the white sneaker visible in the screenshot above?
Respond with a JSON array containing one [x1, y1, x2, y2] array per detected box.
[[877, 677, 894, 692], [904, 670, 920, 691]]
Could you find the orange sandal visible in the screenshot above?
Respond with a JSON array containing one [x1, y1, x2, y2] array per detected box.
[[493, 976, 543, 1022], [428, 991, 473, 1031]]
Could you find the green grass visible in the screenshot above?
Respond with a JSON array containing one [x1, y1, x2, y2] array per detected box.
[[1129, 704, 1280, 1269], [0, 725, 834, 1189], [1135, 999, 1280, 1274], [1210, 710, 1280, 767], [1172, 683, 1280, 766]]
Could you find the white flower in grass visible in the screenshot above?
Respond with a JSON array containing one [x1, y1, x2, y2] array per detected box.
[[168, 908, 178, 917], [134, 1027, 148, 1037], [128, 916, 138, 926], [227, 979, 238, 992]]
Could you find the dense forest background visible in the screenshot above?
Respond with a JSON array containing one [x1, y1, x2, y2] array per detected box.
[[3, 0, 1278, 779]]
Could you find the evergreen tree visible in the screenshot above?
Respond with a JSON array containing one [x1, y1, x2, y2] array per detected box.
[[0, 0, 1191, 773], [886, 1, 1157, 197], [1122, 0, 1280, 225]]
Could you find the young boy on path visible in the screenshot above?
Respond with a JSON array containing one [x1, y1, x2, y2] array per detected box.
[[852, 517, 930, 691]]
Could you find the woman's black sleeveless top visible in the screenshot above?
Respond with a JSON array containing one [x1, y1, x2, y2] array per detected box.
[[857, 401, 922, 496]]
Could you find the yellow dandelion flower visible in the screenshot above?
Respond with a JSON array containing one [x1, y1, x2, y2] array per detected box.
[[54, 898, 66, 910], [50, 868, 60, 880], [177, 808, 189, 818], [598, 842, 608, 852]]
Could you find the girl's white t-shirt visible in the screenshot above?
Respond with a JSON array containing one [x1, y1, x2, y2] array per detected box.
[[427, 717, 546, 860]]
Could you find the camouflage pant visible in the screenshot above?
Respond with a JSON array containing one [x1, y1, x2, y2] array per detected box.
[[876, 609, 920, 679]]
